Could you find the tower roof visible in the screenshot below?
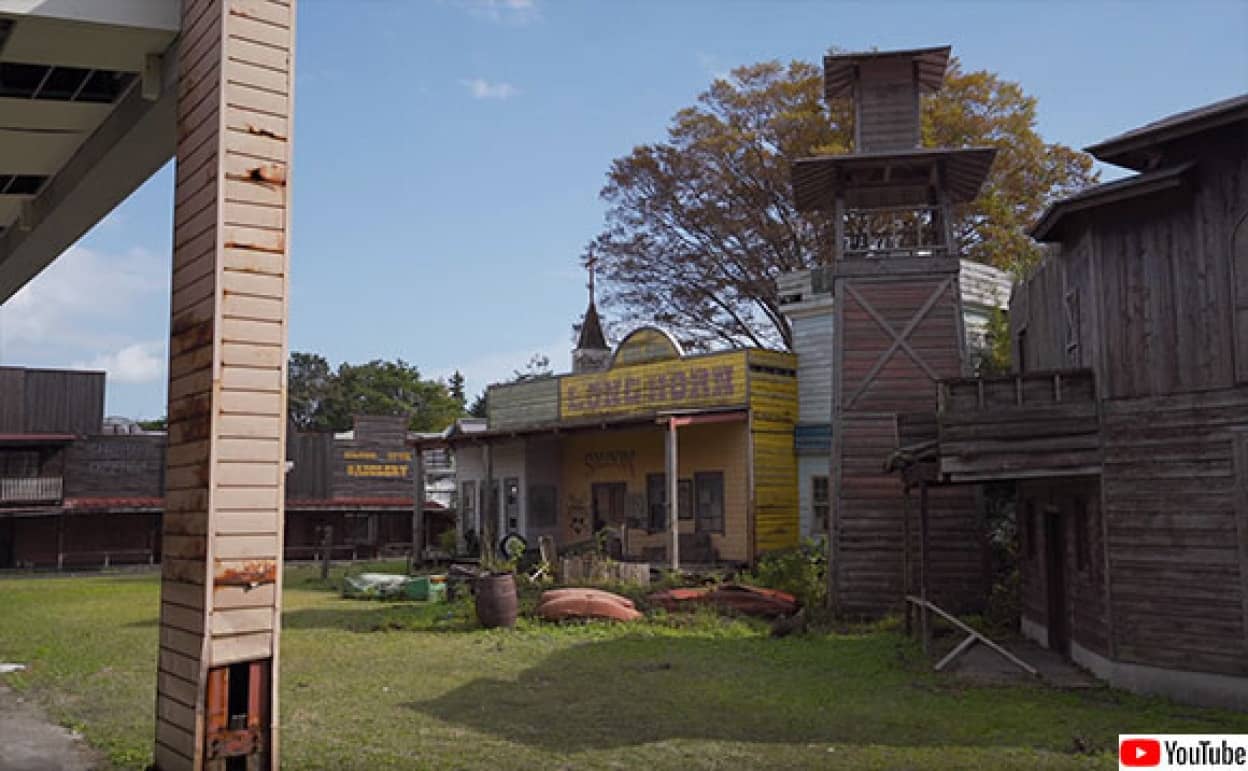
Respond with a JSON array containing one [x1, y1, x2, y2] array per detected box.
[[577, 299, 608, 351], [822, 45, 951, 99]]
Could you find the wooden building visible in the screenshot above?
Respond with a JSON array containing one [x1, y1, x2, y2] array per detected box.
[[778, 260, 1011, 541], [0, 367, 448, 569], [787, 46, 997, 616], [440, 294, 799, 566], [902, 94, 1248, 709]]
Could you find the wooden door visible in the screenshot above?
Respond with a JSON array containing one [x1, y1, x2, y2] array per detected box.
[[591, 483, 626, 533], [1044, 509, 1070, 655]]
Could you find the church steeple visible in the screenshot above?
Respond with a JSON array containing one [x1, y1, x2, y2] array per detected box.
[[573, 253, 610, 373]]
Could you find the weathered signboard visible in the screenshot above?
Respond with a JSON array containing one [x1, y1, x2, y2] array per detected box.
[[560, 352, 747, 420]]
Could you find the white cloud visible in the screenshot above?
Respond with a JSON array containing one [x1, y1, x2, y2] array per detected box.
[[458, 0, 538, 24], [73, 341, 165, 384], [0, 244, 166, 349], [460, 77, 520, 100]]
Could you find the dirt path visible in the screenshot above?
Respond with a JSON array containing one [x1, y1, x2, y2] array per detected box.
[[0, 682, 102, 771]]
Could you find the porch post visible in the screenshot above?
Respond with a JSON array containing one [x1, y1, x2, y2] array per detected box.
[[410, 446, 424, 571], [154, 1, 296, 768], [482, 442, 495, 564], [667, 418, 679, 572]]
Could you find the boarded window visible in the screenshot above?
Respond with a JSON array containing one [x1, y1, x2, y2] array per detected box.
[[527, 484, 557, 529], [678, 479, 693, 520], [812, 475, 830, 533], [1064, 287, 1080, 367], [646, 473, 667, 533], [504, 477, 520, 532], [694, 471, 725, 534]]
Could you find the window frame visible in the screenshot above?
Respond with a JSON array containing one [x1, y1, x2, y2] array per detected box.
[[693, 471, 725, 534]]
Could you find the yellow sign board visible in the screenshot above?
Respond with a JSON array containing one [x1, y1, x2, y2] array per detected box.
[[561, 352, 747, 419]]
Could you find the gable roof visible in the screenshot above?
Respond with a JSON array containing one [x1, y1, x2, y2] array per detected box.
[[1030, 162, 1194, 242], [1085, 93, 1248, 171]]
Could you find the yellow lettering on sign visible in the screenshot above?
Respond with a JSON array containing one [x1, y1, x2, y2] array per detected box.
[[346, 463, 408, 478], [344, 450, 378, 460], [560, 352, 747, 419], [387, 451, 412, 461]]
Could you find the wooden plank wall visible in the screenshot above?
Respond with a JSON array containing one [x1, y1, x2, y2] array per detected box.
[[331, 416, 412, 498], [833, 268, 984, 615], [1100, 388, 1248, 676], [488, 379, 558, 430], [1017, 478, 1110, 657], [0, 367, 105, 435], [156, 1, 294, 769], [284, 429, 330, 499], [748, 351, 800, 554], [64, 435, 166, 497], [856, 58, 919, 152], [1018, 133, 1247, 398]]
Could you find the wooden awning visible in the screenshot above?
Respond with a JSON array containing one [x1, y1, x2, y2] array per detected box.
[[790, 146, 996, 211]]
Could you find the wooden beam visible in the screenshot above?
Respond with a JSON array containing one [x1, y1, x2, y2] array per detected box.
[[667, 419, 680, 571]]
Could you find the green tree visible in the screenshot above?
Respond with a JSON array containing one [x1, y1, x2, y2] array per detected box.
[[590, 57, 1097, 351], [448, 370, 467, 408], [288, 352, 336, 431], [287, 354, 465, 433], [468, 391, 488, 419]]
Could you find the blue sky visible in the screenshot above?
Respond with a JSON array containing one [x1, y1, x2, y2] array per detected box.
[[1, 0, 1245, 419]]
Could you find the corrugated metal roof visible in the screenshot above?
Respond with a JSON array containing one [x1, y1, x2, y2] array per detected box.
[[1085, 93, 1248, 171]]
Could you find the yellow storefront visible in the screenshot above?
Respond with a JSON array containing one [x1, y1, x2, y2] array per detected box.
[[463, 327, 800, 565]]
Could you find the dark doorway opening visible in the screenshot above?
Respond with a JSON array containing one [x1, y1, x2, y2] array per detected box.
[[1044, 509, 1069, 655]]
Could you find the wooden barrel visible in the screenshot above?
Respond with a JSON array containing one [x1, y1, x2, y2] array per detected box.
[[474, 573, 518, 629]]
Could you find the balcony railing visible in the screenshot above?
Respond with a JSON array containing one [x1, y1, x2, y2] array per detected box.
[[0, 476, 64, 504]]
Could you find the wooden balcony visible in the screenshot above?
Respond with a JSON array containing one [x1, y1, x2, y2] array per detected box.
[[933, 370, 1101, 483], [0, 476, 64, 504]]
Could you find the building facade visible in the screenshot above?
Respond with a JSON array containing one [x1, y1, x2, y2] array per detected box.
[[0, 366, 453, 569], [447, 326, 799, 565], [908, 94, 1248, 709]]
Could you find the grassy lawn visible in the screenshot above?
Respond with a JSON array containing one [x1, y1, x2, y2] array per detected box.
[[1, 566, 1245, 770]]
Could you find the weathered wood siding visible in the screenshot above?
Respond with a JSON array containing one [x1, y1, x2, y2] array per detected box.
[[284, 429, 330, 499], [64, 435, 166, 497], [489, 378, 558, 430], [937, 370, 1101, 482], [1017, 132, 1247, 399], [855, 58, 919, 152], [330, 416, 411, 499], [832, 262, 984, 615], [156, 1, 294, 768], [1100, 388, 1248, 676], [748, 350, 799, 553], [0, 367, 104, 435], [1018, 478, 1111, 657]]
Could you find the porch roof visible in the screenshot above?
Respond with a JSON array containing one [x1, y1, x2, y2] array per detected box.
[[410, 407, 749, 447]]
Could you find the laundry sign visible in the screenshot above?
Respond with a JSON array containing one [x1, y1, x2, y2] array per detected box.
[[561, 352, 747, 419]]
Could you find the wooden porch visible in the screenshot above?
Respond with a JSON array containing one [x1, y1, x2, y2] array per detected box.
[[894, 370, 1102, 484]]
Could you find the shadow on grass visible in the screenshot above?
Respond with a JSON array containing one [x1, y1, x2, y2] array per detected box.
[[403, 633, 1248, 755]]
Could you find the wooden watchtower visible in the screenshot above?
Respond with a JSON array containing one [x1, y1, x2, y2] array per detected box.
[[790, 46, 996, 615]]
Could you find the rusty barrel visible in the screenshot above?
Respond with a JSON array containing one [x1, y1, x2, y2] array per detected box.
[[474, 573, 518, 629]]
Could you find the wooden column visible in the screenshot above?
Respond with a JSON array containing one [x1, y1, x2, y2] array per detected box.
[[667, 419, 680, 571], [155, 1, 295, 769], [411, 447, 425, 571], [481, 443, 494, 564]]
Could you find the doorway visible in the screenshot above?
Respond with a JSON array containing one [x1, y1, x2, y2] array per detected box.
[[1044, 508, 1069, 655], [591, 482, 627, 533]]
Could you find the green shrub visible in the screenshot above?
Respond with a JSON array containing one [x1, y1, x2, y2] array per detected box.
[[742, 538, 826, 609]]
